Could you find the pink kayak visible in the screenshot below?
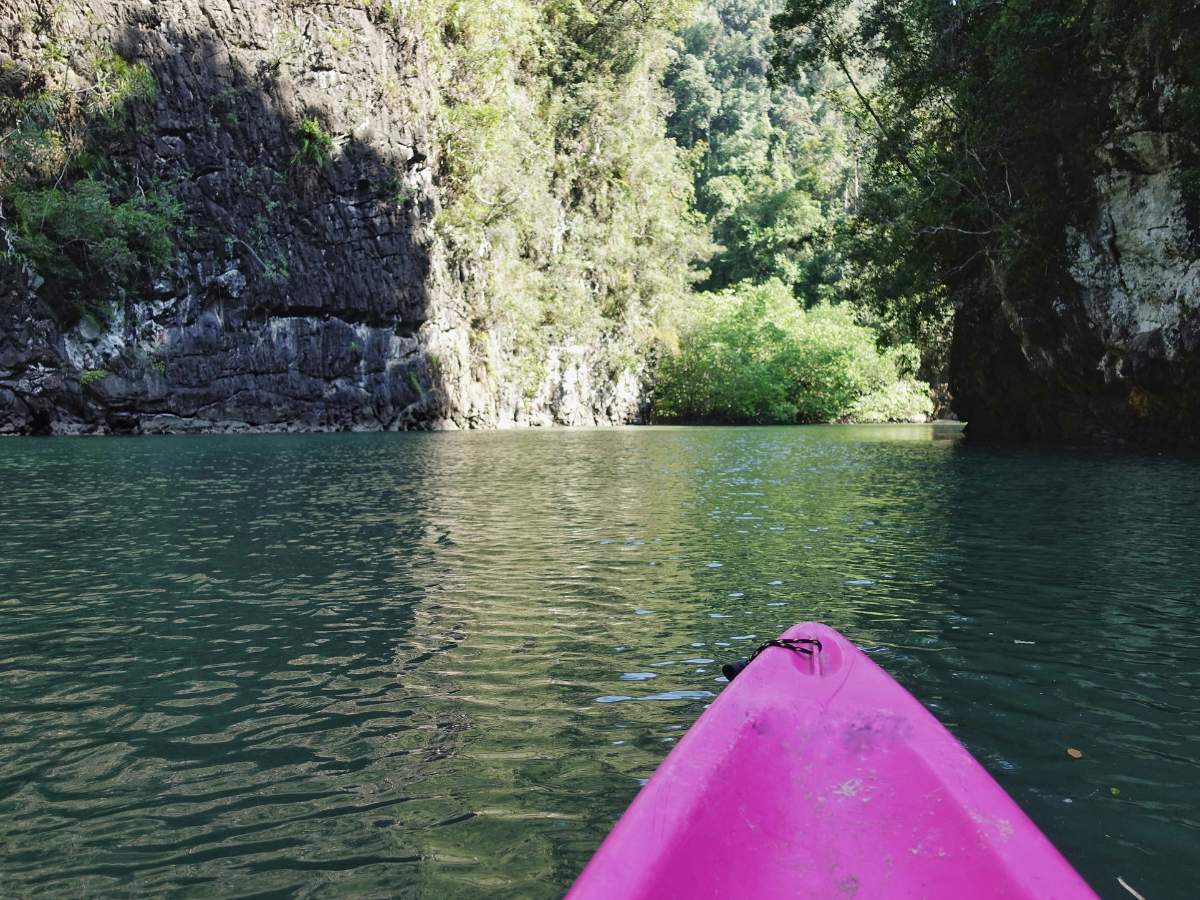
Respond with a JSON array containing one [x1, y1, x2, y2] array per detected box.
[[567, 622, 1100, 900]]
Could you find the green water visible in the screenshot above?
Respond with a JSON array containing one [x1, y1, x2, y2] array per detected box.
[[0, 426, 1196, 900]]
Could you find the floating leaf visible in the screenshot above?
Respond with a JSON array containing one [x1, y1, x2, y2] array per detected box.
[[1067, 748, 1082, 758], [1110, 787, 1120, 795]]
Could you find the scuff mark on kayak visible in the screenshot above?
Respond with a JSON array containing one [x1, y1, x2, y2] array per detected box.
[[969, 809, 1015, 841], [833, 777, 863, 798]]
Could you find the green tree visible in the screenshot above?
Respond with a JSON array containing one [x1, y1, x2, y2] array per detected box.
[[654, 278, 932, 422], [769, 0, 1200, 389], [664, 0, 853, 302]]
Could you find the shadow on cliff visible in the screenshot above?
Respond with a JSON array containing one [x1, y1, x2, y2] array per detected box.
[[30, 7, 450, 432], [109, 11, 432, 324]]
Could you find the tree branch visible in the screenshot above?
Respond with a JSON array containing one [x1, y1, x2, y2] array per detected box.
[[833, 51, 920, 180], [228, 238, 273, 274]]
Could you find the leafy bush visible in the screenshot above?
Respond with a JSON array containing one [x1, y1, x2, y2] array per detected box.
[[1, 50, 155, 185], [0, 24, 170, 318], [6, 181, 179, 318], [292, 117, 334, 167], [80, 368, 108, 384], [87, 53, 157, 128], [849, 377, 933, 424], [664, 0, 954, 389], [654, 279, 931, 423]]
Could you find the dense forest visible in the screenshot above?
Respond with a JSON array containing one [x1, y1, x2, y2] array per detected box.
[[1, 0, 1198, 442], [770, 0, 1200, 443]]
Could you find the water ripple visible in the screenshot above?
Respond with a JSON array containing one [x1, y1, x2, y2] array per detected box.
[[0, 427, 1197, 898]]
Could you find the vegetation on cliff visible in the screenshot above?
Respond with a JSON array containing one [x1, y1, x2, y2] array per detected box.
[[410, 0, 714, 391], [769, 0, 1200, 400], [0, 0, 938, 428], [419, 0, 936, 420], [659, 0, 1200, 432], [651, 0, 933, 422], [0, 29, 177, 322]]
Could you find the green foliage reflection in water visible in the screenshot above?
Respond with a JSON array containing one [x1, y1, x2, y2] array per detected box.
[[654, 279, 931, 423], [2, 429, 1197, 897]]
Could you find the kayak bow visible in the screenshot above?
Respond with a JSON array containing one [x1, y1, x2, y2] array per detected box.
[[567, 622, 1099, 900]]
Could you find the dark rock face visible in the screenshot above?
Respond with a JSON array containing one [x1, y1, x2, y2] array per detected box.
[[0, 283, 70, 435], [0, 0, 645, 434], [951, 76, 1200, 447], [0, 0, 441, 434], [1, 256, 439, 434]]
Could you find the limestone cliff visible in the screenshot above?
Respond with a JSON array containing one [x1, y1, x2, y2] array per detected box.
[[0, 0, 657, 434], [951, 66, 1200, 447]]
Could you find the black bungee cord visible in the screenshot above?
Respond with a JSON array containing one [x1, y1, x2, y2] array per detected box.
[[721, 637, 822, 682]]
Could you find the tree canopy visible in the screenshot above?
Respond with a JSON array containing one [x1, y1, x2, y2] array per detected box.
[[664, 0, 853, 303], [769, 0, 1200, 372]]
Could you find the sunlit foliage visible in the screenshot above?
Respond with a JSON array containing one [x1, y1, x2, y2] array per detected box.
[[0, 20, 174, 320], [664, 0, 854, 303], [400, 0, 714, 384], [654, 279, 931, 423]]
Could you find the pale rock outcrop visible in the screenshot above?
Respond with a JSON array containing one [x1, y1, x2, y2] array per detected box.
[[953, 69, 1200, 446]]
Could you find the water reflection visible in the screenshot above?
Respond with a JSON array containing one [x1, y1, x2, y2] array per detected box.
[[0, 425, 1196, 900]]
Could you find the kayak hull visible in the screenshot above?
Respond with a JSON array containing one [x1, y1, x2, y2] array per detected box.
[[567, 622, 1099, 900]]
